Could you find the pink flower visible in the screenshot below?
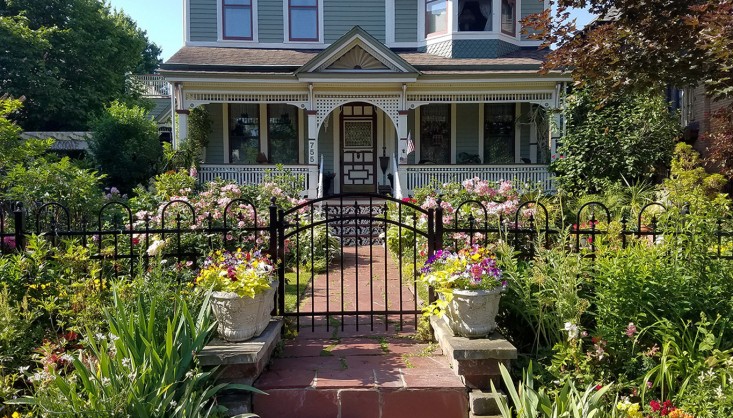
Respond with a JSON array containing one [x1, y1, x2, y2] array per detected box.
[[626, 322, 637, 338]]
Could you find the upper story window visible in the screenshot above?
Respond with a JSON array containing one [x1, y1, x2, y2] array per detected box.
[[425, 0, 448, 36], [500, 0, 516, 36], [223, 0, 253, 40], [457, 0, 492, 32], [289, 0, 319, 41]]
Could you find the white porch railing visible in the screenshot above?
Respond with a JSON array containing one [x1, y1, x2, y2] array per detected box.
[[199, 164, 319, 198], [316, 155, 325, 199], [399, 164, 554, 195], [128, 74, 170, 97]]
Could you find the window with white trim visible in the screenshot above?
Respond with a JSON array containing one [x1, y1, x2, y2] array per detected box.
[[457, 0, 492, 32], [500, 0, 516, 36], [223, 0, 253, 40], [425, 0, 448, 36], [484, 103, 515, 164], [289, 0, 319, 41]]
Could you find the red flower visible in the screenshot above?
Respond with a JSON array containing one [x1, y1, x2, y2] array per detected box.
[[650, 400, 661, 412], [594, 384, 602, 391], [132, 237, 140, 245], [63, 331, 79, 342]]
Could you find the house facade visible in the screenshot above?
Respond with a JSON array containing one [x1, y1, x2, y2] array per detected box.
[[158, 0, 569, 197]]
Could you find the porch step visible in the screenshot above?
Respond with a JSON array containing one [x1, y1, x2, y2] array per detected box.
[[251, 336, 469, 418]]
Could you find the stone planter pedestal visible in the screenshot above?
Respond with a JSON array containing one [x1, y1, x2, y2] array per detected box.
[[210, 281, 278, 342]]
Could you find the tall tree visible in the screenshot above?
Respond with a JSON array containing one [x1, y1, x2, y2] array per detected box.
[[0, 0, 162, 130], [525, 0, 733, 99]]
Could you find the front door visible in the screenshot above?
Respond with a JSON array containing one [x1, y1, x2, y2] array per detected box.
[[340, 103, 377, 193]]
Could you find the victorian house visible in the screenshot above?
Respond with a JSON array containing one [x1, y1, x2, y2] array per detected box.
[[152, 0, 568, 197]]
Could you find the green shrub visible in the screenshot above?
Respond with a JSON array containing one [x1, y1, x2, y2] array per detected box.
[[90, 101, 162, 193], [551, 88, 679, 193]]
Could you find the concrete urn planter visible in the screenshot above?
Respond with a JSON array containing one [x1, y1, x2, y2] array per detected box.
[[210, 281, 278, 342], [444, 287, 502, 338]]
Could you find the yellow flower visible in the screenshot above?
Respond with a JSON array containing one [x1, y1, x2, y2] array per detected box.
[[13, 412, 21, 418]]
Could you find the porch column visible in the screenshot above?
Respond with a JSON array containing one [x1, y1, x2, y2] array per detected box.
[[176, 109, 190, 149], [306, 110, 318, 197]]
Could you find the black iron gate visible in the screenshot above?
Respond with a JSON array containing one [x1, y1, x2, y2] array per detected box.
[[274, 193, 437, 333]]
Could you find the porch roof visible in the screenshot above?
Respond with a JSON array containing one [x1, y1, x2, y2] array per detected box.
[[161, 46, 551, 74]]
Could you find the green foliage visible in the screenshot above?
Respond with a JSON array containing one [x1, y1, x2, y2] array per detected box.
[[2, 157, 105, 218], [11, 288, 260, 417], [167, 107, 213, 171], [527, 0, 733, 99], [661, 143, 728, 216], [551, 88, 679, 194], [0, 0, 161, 130], [90, 101, 163, 193], [491, 362, 613, 418]]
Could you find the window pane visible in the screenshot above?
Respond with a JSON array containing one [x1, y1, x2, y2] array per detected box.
[[426, 0, 447, 35], [458, 0, 491, 32], [224, 8, 252, 39], [224, 0, 250, 5], [268, 104, 299, 164], [290, 9, 318, 40], [420, 104, 451, 164], [230, 104, 260, 164], [501, 0, 516, 35], [484, 104, 515, 164], [290, 0, 317, 6]]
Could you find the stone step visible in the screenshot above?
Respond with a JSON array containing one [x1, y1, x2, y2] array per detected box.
[[469, 389, 506, 416], [252, 387, 468, 418]]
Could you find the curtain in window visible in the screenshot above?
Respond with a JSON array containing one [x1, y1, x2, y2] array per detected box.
[[479, 0, 492, 31]]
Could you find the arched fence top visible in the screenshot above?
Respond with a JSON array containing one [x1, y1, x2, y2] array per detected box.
[[160, 199, 197, 228], [35, 202, 71, 234], [514, 201, 550, 232], [223, 198, 259, 229], [98, 201, 133, 230], [575, 202, 612, 229]]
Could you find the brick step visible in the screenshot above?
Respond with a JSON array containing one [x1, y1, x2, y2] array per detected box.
[[252, 387, 468, 418]]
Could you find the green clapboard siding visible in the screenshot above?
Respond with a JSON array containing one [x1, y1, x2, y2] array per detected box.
[[259, 0, 284, 42], [455, 104, 480, 163], [521, 0, 544, 40], [205, 104, 225, 164], [324, 0, 385, 43], [190, 0, 218, 42], [395, 0, 418, 43]]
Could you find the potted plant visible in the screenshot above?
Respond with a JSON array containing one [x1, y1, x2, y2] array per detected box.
[[420, 245, 505, 338], [196, 249, 277, 342]]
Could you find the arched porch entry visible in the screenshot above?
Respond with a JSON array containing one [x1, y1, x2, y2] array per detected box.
[[318, 100, 400, 194]]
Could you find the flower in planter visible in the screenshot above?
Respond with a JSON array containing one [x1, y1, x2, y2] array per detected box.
[[420, 245, 504, 292], [195, 249, 275, 298], [419, 245, 505, 316]]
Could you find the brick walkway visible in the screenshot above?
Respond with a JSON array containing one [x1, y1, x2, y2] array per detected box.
[[253, 245, 468, 418]]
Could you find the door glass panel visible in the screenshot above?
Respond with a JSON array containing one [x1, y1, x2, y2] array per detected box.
[[344, 121, 373, 148]]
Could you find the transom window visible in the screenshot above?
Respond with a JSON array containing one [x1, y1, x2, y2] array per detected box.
[[425, 0, 448, 36], [501, 0, 516, 36], [289, 0, 319, 41], [457, 0, 492, 32], [223, 0, 253, 40]]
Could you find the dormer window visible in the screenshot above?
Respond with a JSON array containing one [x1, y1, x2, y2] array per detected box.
[[457, 0, 492, 32], [289, 0, 319, 41], [500, 0, 516, 36], [425, 0, 448, 36], [222, 0, 253, 40]]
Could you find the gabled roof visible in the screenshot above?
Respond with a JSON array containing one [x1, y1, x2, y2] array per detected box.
[[294, 26, 419, 80]]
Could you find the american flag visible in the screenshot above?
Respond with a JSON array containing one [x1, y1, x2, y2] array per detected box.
[[406, 131, 415, 154]]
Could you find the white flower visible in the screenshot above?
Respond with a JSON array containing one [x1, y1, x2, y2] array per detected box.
[[716, 385, 724, 399], [146, 239, 166, 256], [18, 365, 29, 374], [564, 322, 579, 340], [170, 400, 178, 408], [101, 377, 111, 385], [122, 358, 131, 367], [108, 333, 119, 342]]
